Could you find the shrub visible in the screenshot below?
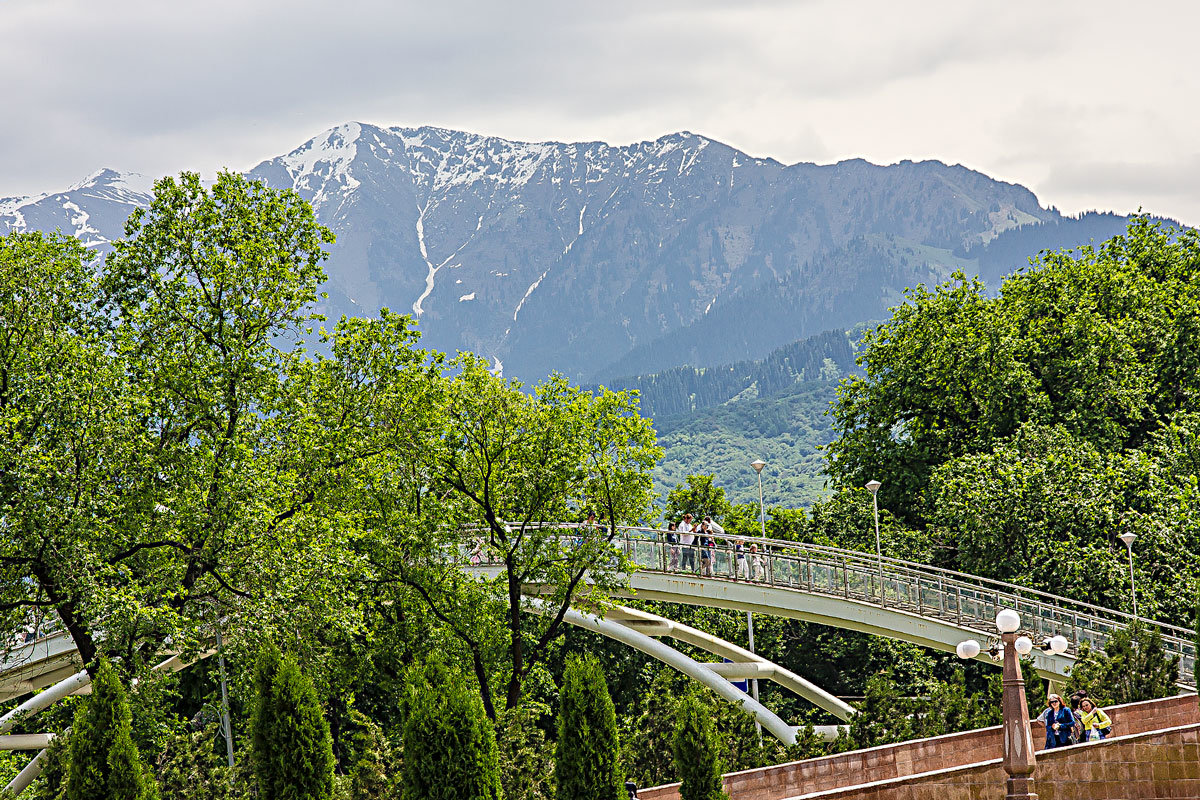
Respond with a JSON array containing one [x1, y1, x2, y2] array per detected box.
[[401, 662, 501, 800]]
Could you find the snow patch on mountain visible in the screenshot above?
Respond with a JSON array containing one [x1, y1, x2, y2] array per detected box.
[[279, 122, 362, 208]]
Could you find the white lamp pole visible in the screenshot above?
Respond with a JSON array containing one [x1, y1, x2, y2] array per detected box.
[[1119, 531, 1138, 619], [748, 458, 767, 743], [865, 480, 883, 598]]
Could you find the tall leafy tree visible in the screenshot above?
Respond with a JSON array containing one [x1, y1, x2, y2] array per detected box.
[[664, 475, 732, 523], [555, 654, 623, 800], [354, 352, 662, 716], [0, 231, 123, 665], [829, 218, 1200, 518], [0, 172, 358, 680], [64, 659, 156, 800]]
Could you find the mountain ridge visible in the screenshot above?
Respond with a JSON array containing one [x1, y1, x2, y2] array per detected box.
[[0, 121, 1134, 381]]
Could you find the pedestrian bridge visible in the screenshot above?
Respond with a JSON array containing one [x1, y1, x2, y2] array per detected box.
[[471, 524, 1196, 688]]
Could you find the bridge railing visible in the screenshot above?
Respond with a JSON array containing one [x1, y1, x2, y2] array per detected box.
[[470, 522, 1194, 686]]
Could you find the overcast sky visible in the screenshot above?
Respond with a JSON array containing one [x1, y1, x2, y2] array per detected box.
[[3, 0, 1198, 224]]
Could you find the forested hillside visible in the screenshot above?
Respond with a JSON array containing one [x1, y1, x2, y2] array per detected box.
[[599, 329, 854, 418]]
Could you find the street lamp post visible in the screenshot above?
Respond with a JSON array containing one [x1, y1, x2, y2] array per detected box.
[[1119, 532, 1138, 619], [957, 609, 1039, 800], [748, 458, 767, 743], [865, 480, 882, 600], [751, 460, 767, 539]]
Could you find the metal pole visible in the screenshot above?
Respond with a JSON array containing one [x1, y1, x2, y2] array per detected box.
[[746, 609, 762, 743], [1126, 543, 1138, 619], [757, 470, 766, 539], [216, 625, 236, 769], [751, 467, 765, 743], [872, 491, 882, 588]]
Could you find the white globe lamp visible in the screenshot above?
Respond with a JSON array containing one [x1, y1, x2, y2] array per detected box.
[[1014, 636, 1033, 656], [955, 639, 981, 660], [1048, 635, 1069, 655], [996, 609, 1021, 634]]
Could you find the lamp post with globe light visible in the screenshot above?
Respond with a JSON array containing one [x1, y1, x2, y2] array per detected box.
[[865, 480, 883, 598], [1119, 531, 1138, 619], [955, 609, 1068, 800]]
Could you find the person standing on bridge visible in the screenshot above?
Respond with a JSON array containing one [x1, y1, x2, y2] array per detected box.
[[748, 543, 765, 581], [679, 514, 696, 571], [1039, 694, 1076, 748], [665, 521, 680, 570]]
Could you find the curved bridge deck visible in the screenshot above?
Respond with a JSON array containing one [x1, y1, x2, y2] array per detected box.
[[487, 525, 1195, 686]]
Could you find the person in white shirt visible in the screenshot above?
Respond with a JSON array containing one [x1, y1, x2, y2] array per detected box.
[[678, 514, 696, 571], [749, 542, 765, 581]]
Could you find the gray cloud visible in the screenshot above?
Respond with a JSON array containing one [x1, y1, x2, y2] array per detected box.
[[2, 0, 1198, 224]]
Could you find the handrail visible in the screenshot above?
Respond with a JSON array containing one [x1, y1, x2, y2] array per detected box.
[[467, 521, 1195, 687], [583, 522, 1190, 638]]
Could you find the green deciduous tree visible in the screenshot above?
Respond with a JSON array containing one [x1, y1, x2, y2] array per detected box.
[[665, 475, 732, 524], [554, 654, 623, 800], [0, 172, 363, 686], [671, 696, 726, 800], [64, 659, 156, 800], [249, 646, 334, 800], [830, 219, 1200, 518], [401, 661, 502, 800]]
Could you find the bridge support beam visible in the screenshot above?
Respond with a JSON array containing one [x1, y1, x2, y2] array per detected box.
[[527, 598, 801, 745], [605, 605, 856, 721]]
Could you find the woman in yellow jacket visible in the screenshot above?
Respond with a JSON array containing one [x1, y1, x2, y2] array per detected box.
[[1078, 698, 1113, 740]]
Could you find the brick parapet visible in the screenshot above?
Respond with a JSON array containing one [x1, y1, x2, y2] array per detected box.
[[783, 722, 1200, 800], [639, 693, 1199, 800]]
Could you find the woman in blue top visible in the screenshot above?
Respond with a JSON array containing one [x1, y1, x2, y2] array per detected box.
[[1039, 694, 1076, 748]]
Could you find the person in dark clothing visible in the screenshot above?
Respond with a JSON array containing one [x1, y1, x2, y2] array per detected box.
[[1038, 694, 1076, 748]]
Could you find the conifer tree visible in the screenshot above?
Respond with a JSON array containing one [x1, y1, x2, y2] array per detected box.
[[155, 725, 237, 800], [671, 696, 726, 800], [1065, 622, 1180, 705], [30, 732, 69, 800], [249, 647, 334, 800], [63, 658, 156, 800], [402, 662, 502, 800], [349, 716, 392, 800], [554, 654, 623, 800]]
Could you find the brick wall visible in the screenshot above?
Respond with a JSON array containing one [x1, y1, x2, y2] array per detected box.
[[639, 694, 1199, 800], [787, 723, 1200, 800]]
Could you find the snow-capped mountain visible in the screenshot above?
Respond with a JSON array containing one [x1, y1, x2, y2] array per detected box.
[[2, 122, 1069, 379]]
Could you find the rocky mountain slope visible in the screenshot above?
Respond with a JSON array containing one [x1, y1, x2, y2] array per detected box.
[[1, 122, 1102, 380]]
